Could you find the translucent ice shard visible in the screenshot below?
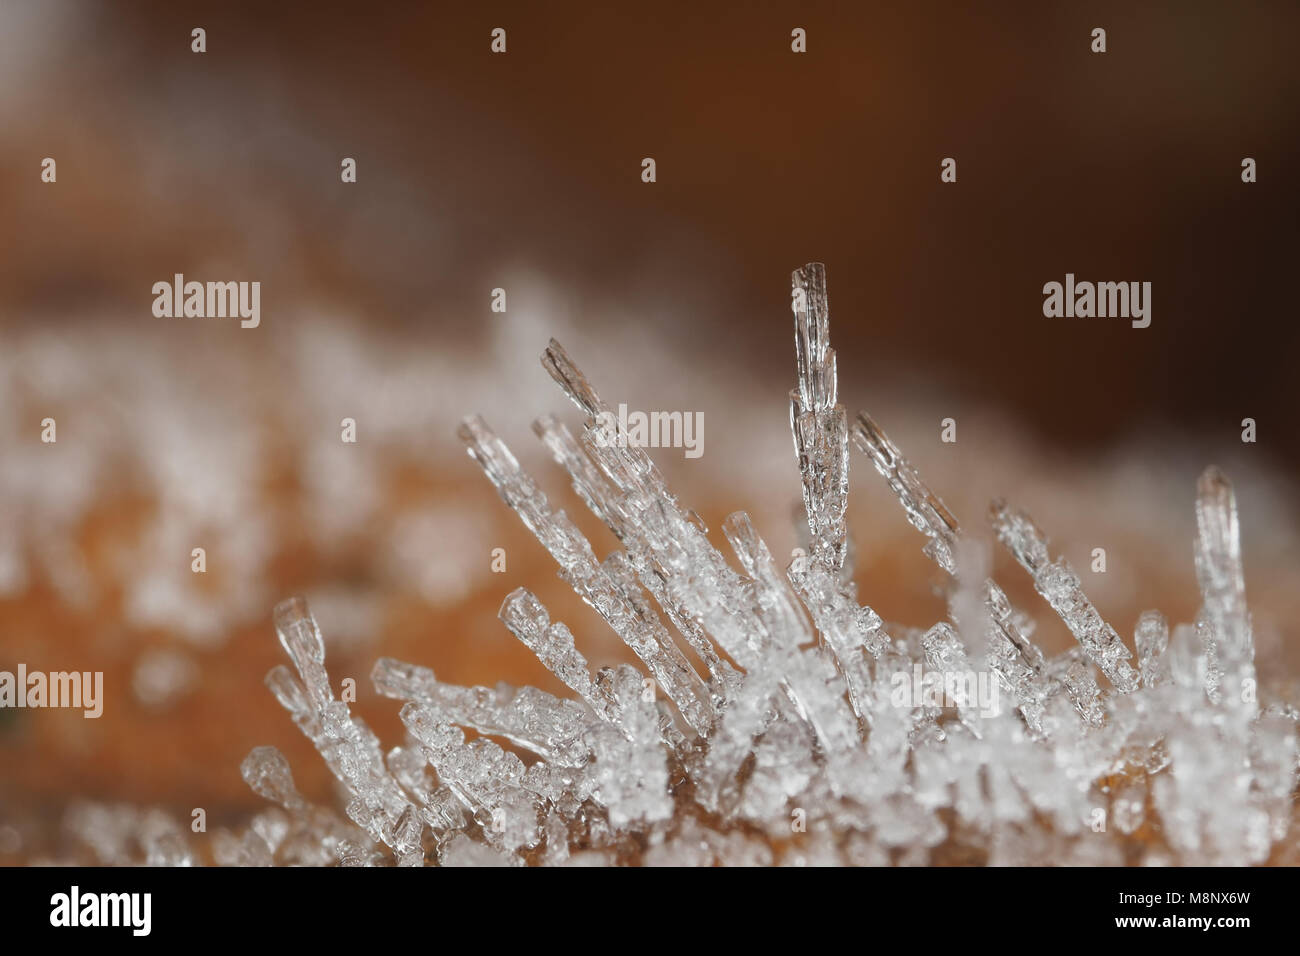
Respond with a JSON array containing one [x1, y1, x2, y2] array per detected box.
[[399, 701, 540, 854], [850, 411, 960, 575], [1134, 610, 1170, 688], [532, 413, 741, 696], [263, 596, 422, 856], [241, 746, 307, 812], [790, 263, 850, 573], [536, 341, 767, 696], [846, 408, 1079, 726], [1194, 468, 1250, 654], [498, 588, 608, 721], [458, 414, 714, 735], [371, 656, 598, 769], [1193, 466, 1255, 712], [785, 265, 890, 723], [990, 500, 1140, 694]]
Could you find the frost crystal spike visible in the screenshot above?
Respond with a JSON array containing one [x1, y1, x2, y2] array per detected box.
[[217, 264, 1297, 868]]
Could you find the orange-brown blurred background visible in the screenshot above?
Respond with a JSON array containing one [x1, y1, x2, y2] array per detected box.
[[0, 1, 1297, 860]]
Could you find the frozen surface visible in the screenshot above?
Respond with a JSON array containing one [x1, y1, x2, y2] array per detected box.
[[222, 265, 1298, 866]]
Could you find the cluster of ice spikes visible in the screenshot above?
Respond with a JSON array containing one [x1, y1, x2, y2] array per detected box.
[[233, 264, 1297, 866]]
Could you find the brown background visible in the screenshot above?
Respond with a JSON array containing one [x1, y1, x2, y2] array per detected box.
[[4, 1, 1298, 465]]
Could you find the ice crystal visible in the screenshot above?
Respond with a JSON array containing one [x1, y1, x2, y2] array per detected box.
[[231, 265, 1296, 866]]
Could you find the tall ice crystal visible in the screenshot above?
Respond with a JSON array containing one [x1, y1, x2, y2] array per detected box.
[[224, 264, 1296, 866]]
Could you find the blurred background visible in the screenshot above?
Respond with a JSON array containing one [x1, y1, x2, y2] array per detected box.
[[0, 1, 1297, 861]]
